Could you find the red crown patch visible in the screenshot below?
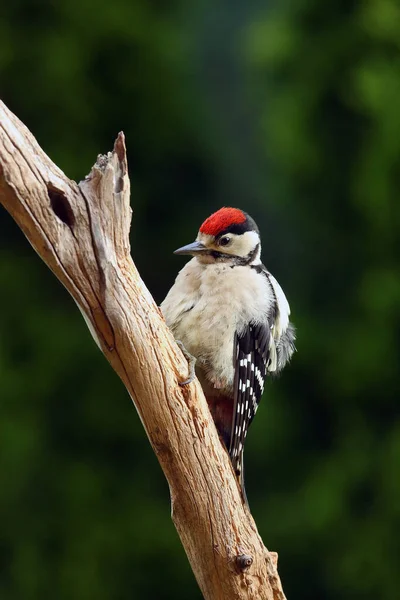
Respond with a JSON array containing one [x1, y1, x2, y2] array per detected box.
[[199, 207, 246, 236]]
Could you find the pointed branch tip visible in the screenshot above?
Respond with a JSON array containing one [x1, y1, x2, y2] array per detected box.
[[114, 132, 126, 164]]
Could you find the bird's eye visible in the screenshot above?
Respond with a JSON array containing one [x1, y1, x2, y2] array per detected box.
[[219, 236, 231, 247]]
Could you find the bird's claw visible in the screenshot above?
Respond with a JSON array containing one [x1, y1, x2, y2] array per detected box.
[[176, 340, 197, 386]]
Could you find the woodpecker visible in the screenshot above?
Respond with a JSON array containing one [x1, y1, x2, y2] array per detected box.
[[161, 207, 295, 503]]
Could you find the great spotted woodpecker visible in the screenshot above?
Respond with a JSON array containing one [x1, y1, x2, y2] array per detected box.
[[161, 207, 295, 503]]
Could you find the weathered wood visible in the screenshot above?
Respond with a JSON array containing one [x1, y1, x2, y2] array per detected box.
[[0, 99, 286, 600]]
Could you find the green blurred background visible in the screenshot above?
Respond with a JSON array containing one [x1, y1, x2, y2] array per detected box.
[[0, 0, 399, 598]]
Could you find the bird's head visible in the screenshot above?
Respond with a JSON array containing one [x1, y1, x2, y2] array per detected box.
[[174, 207, 261, 265]]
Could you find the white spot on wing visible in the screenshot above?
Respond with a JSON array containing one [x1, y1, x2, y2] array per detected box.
[[255, 367, 263, 389]]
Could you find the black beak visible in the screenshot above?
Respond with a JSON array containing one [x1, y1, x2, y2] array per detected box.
[[173, 241, 207, 256]]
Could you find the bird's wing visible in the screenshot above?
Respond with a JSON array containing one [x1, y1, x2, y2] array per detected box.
[[266, 271, 290, 338], [229, 266, 295, 502], [265, 269, 296, 371], [229, 321, 271, 476]]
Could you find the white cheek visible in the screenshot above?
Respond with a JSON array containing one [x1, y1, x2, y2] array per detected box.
[[232, 231, 260, 256]]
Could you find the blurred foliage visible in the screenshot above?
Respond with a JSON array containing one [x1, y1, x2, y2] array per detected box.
[[0, 0, 399, 598]]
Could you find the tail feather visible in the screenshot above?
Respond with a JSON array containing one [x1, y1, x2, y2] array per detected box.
[[206, 393, 250, 508], [236, 453, 249, 509]]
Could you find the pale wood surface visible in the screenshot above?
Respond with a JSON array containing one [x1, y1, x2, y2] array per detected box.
[[0, 100, 286, 600]]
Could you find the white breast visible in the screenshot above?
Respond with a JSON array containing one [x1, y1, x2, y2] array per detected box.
[[161, 259, 274, 389]]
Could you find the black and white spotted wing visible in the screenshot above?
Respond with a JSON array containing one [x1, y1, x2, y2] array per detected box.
[[229, 322, 271, 475]]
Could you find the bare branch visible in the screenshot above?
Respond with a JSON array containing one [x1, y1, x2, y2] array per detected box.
[[0, 100, 286, 600]]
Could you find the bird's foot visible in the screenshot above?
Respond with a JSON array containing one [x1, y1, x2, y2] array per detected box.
[[212, 379, 225, 390], [176, 340, 197, 386], [208, 375, 228, 390]]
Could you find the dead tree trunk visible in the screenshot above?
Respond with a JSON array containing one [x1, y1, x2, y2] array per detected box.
[[0, 100, 286, 600]]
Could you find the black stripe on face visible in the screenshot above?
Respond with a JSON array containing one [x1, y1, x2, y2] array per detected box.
[[208, 251, 246, 264], [251, 264, 264, 274], [244, 243, 260, 264], [209, 250, 232, 261], [207, 243, 260, 266]]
